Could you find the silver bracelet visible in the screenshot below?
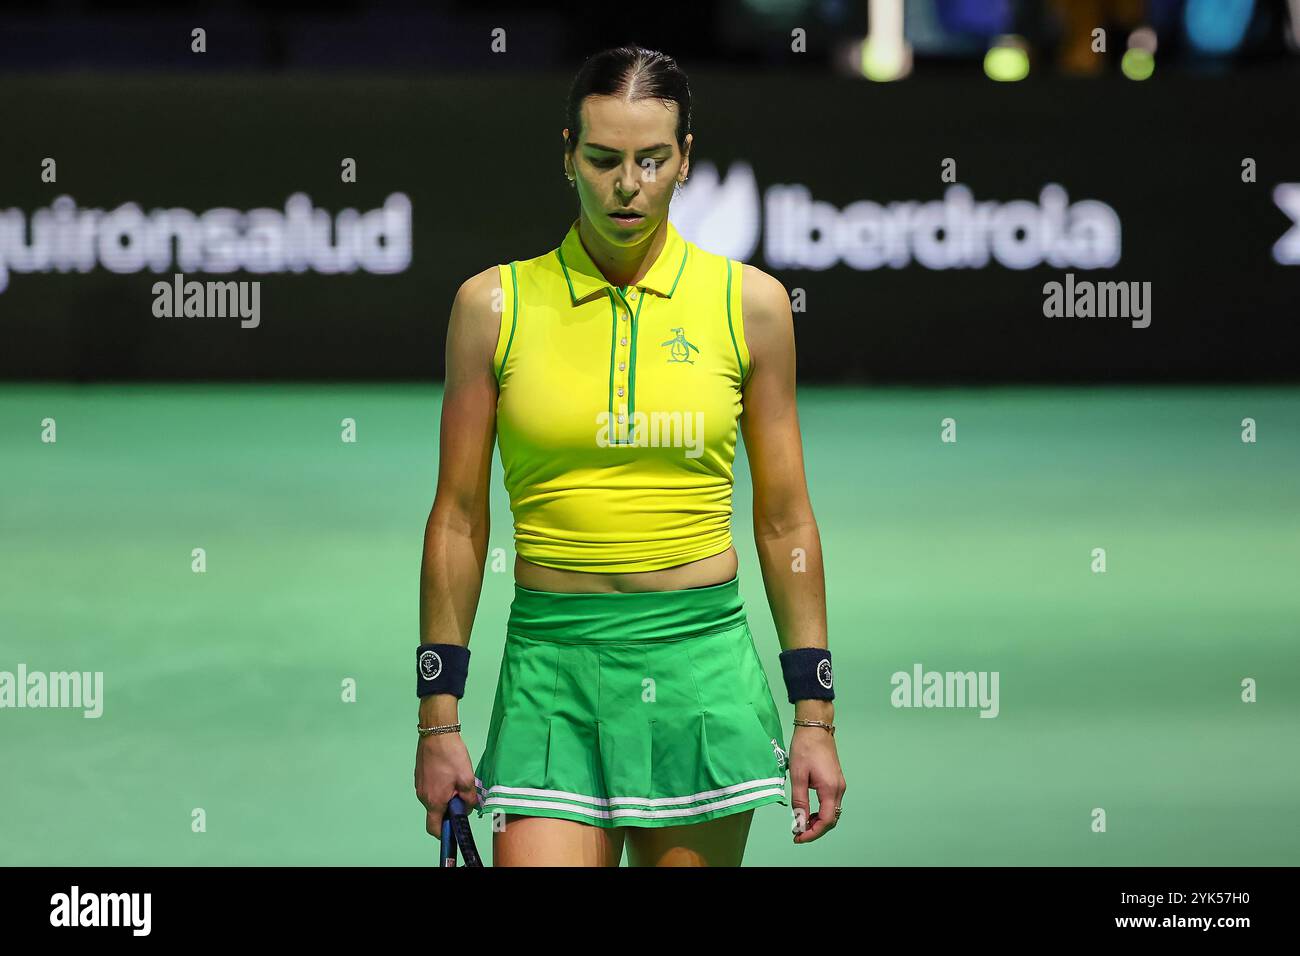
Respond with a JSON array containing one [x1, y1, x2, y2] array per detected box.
[[417, 721, 462, 738]]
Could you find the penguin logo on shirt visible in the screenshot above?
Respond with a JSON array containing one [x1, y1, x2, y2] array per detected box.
[[661, 328, 699, 364]]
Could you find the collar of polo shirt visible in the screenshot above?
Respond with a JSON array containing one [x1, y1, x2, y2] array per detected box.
[[555, 217, 690, 306]]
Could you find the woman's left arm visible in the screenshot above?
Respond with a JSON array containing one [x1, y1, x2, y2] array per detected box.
[[738, 263, 846, 844]]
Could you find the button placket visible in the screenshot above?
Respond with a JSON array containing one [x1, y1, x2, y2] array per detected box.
[[610, 287, 641, 444]]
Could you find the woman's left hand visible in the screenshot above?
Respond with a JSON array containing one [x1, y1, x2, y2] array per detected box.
[[789, 725, 846, 843]]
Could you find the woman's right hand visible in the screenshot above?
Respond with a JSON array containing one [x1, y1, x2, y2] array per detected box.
[[415, 265, 501, 840], [415, 732, 480, 838]]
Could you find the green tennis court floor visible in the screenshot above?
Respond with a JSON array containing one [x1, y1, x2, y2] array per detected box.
[[1, 384, 1296, 866]]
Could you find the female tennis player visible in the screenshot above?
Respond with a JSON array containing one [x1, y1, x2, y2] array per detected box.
[[414, 45, 844, 867]]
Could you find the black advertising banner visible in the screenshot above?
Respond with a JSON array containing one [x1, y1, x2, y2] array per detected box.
[[0, 70, 1296, 382]]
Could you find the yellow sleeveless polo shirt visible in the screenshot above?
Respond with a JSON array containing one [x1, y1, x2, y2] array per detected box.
[[493, 218, 751, 573]]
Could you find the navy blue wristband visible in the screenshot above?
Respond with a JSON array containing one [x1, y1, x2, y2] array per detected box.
[[417, 644, 470, 699], [778, 647, 834, 703]]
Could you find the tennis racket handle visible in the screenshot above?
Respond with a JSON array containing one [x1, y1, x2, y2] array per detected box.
[[439, 816, 457, 866]]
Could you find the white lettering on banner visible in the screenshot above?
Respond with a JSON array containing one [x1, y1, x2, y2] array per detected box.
[[1272, 183, 1300, 264], [767, 183, 1121, 271], [667, 160, 763, 262], [0, 192, 412, 293], [671, 161, 1122, 271]]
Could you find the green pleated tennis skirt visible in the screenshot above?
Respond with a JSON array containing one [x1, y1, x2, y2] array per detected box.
[[473, 574, 790, 829]]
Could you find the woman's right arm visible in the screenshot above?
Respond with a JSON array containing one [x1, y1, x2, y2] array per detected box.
[[414, 265, 502, 837]]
